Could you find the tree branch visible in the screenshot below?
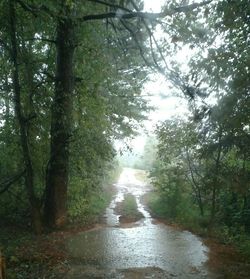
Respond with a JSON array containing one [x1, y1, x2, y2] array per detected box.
[[86, 0, 132, 13], [25, 37, 56, 44], [128, 0, 187, 87], [16, 0, 55, 18], [16, 0, 39, 16], [79, 1, 212, 22], [80, 11, 160, 21], [16, 0, 212, 25], [120, 19, 153, 69], [0, 170, 26, 195]]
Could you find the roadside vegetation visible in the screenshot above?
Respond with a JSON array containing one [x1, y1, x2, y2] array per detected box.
[[0, 164, 122, 278], [67, 164, 122, 225], [0, 0, 249, 278], [138, 0, 250, 260], [143, 189, 250, 278]]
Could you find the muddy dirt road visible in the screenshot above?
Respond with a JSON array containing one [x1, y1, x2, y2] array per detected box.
[[65, 168, 218, 278]]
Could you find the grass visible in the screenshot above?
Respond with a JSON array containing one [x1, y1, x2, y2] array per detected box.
[[0, 225, 69, 279], [115, 194, 144, 223], [0, 167, 123, 278], [143, 191, 211, 236], [88, 186, 115, 217], [68, 184, 116, 226], [0, 185, 117, 279], [142, 191, 169, 219], [143, 190, 250, 277]]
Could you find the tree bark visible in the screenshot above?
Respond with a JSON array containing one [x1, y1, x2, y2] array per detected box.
[[0, 249, 6, 279], [185, 148, 204, 216], [44, 16, 75, 228], [210, 128, 223, 222], [9, 0, 42, 234]]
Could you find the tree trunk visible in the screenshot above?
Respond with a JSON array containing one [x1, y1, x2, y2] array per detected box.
[[210, 128, 222, 223], [211, 185, 216, 220], [242, 195, 250, 233], [44, 17, 75, 228], [197, 188, 204, 216], [0, 249, 6, 279], [185, 148, 204, 216], [9, 0, 42, 234]]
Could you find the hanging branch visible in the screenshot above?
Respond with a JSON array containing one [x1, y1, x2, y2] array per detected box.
[[16, 0, 212, 84], [16, 0, 212, 22], [79, 1, 212, 22], [86, 0, 132, 13], [16, 0, 55, 18], [117, 1, 178, 89], [0, 170, 26, 195], [120, 19, 153, 68]]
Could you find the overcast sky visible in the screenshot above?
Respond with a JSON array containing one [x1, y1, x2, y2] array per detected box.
[[117, 0, 191, 154], [144, 0, 164, 12]]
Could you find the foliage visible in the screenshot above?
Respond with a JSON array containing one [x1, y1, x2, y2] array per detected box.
[[135, 136, 157, 170], [147, 0, 250, 248], [68, 159, 122, 223], [0, 0, 151, 229]]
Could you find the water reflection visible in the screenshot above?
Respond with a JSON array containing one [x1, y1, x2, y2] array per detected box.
[[67, 168, 214, 278]]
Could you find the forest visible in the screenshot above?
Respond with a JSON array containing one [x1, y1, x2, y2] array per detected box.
[[0, 0, 249, 278], [143, 0, 250, 247]]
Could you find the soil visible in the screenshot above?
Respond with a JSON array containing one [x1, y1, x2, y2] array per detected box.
[[114, 200, 144, 224], [4, 216, 250, 279], [3, 168, 250, 278], [205, 239, 250, 279]]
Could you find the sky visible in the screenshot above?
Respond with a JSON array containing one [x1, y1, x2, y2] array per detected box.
[[144, 0, 164, 12], [117, 0, 192, 154]]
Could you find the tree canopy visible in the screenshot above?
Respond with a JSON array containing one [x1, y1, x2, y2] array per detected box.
[[1, 0, 249, 238]]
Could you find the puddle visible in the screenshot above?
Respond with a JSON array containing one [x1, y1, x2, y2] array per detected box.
[[104, 168, 152, 227], [66, 168, 217, 278]]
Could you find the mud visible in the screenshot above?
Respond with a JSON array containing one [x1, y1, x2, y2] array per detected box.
[[65, 168, 217, 278]]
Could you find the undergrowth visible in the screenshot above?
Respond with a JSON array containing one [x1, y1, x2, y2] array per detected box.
[[144, 191, 250, 258]]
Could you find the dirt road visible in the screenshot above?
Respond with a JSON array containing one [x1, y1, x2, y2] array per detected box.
[[65, 168, 217, 278]]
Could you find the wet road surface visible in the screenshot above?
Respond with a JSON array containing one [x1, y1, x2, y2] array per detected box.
[[66, 168, 217, 278]]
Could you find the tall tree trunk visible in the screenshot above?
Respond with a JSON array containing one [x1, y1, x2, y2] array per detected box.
[[9, 0, 42, 234], [243, 195, 250, 233], [185, 148, 204, 216], [242, 155, 250, 232], [0, 249, 6, 279], [44, 16, 75, 228], [210, 128, 222, 222]]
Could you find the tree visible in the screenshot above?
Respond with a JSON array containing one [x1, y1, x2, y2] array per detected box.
[[5, 0, 44, 233], [0, 0, 213, 230], [150, 0, 250, 233], [40, 0, 212, 228]]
